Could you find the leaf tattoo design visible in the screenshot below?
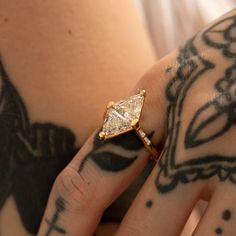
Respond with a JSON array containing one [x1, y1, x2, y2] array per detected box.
[[79, 131, 145, 173], [202, 15, 236, 58], [186, 64, 236, 148], [156, 15, 236, 193]]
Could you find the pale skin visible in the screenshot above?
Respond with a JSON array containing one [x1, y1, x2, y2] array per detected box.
[[36, 9, 236, 236]]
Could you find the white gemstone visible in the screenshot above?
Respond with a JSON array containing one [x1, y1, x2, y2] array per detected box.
[[144, 137, 151, 145], [102, 108, 131, 136], [113, 94, 144, 121], [101, 92, 145, 138], [138, 129, 146, 138]]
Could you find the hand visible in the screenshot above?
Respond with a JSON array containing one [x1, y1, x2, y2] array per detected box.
[[37, 9, 236, 236]]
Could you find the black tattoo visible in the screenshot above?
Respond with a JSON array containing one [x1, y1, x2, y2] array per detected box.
[[0, 59, 78, 234], [156, 15, 236, 193], [214, 209, 232, 235], [79, 130, 154, 220], [79, 131, 147, 173], [0, 58, 153, 233], [145, 199, 153, 208], [215, 227, 223, 235], [45, 197, 66, 236], [222, 209, 231, 221]]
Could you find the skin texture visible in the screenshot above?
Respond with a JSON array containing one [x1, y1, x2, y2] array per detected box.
[[44, 197, 66, 236], [116, 9, 236, 236], [0, 0, 155, 235], [156, 15, 236, 193], [35, 9, 236, 236]]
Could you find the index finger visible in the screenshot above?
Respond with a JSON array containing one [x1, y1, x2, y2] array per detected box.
[[37, 54, 174, 236]]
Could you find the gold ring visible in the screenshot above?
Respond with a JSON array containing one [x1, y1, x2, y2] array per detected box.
[[99, 89, 158, 160]]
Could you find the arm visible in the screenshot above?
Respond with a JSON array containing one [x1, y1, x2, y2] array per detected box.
[[0, 1, 155, 235]]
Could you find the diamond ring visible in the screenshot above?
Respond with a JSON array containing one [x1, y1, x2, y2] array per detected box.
[[99, 89, 158, 160]]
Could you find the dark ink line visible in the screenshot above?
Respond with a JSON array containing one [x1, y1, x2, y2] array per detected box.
[[45, 197, 66, 236], [0, 58, 78, 234], [79, 131, 154, 173], [156, 14, 236, 193]]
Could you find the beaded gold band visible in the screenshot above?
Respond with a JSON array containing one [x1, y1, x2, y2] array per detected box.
[[99, 90, 158, 160]]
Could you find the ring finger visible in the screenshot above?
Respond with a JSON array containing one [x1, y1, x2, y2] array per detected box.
[[37, 56, 172, 236]]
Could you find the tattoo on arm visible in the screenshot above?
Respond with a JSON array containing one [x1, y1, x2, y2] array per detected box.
[[222, 209, 231, 221], [156, 14, 236, 193], [145, 199, 153, 208], [0, 59, 78, 234], [0, 57, 153, 233], [45, 197, 66, 236]]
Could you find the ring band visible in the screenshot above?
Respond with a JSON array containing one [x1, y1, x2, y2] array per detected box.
[[99, 89, 158, 160]]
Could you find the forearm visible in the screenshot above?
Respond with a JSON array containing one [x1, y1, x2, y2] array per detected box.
[[0, 1, 155, 235], [0, 0, 155, 145]]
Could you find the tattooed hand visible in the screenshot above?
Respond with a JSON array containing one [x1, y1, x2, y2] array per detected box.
[[37, 9, 236, 236]]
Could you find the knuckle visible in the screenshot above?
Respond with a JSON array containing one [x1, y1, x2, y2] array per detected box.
[[53, 166, 95, 212]]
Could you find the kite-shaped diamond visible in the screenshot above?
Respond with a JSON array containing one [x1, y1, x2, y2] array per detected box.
[[99, 90, 145, 139]]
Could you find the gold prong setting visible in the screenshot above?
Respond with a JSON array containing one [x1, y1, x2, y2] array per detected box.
[[140, 89, 146, 96], [99, 131, 106, 140], [131, 118, 139, 128], [98, 89, 159, 160], [106, 101, 115, 109]]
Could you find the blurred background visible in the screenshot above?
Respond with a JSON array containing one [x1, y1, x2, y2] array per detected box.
[[135, 0, 236, 57]]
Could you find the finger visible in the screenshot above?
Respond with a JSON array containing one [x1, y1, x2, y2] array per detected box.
[[193, 182, 236, 236], [116, 9, 236, 236], [115, 161, 204, 236], [37, 131, 151, 236], [37, 54, 175, 236]]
